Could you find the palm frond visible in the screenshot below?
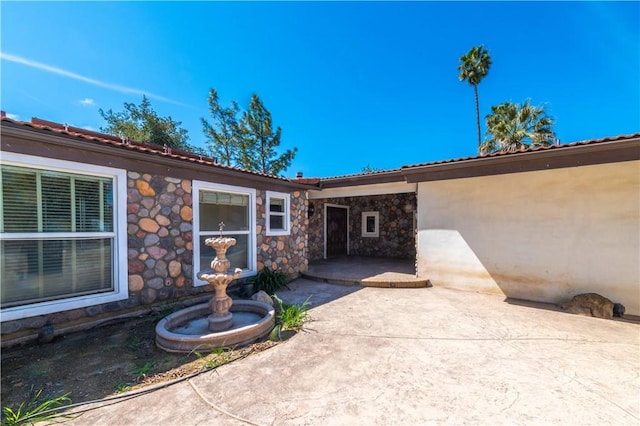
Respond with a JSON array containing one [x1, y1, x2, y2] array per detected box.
[[484, 99, 556, 154]]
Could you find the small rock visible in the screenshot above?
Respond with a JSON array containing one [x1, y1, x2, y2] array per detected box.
[[560, 293, 618, 320], [251, 290, 274, 306]]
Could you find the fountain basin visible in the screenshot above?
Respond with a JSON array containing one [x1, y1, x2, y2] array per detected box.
[[155, 300, 275, 353]]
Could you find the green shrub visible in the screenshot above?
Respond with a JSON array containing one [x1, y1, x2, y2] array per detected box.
[[251, 267, 289, 295], [273, 295, 311, 331], [131, 361, 155, 381]]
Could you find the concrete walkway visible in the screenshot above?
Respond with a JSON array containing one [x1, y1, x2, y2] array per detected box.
[[63, 279, 639, 425]]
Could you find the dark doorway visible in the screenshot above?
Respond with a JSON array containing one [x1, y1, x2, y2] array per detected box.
[[326, 205, 348, 258]]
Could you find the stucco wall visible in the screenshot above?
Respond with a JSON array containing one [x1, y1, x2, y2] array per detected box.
[[416, 161, 640, 315]]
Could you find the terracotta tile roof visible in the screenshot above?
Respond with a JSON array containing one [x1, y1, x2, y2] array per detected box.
[[290, 177, 321, 185], [1, 115, 293, 182], [317, 168, 403, 181], [3, 112, 636, 185], [402, 133, 640, 169]]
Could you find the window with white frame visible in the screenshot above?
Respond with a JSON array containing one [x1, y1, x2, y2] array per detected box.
[[361, 211, 379, 237], [193, 182, 256, 285], [266, 191, 290, 236], [0, 153, 127, 321]]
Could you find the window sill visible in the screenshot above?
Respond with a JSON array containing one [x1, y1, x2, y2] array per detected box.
[[1, 290, 128, 322], [266, 230, 290, 237]]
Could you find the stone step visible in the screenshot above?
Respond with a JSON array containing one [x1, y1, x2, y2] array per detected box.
[[302, 272, 431, 289]]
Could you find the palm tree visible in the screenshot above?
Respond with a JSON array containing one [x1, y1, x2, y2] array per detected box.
[[458, 45, 492, 151], [481, 99, 556, 154]]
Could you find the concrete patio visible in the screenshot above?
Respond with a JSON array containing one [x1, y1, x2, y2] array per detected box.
[[304, 256, 429, 288], [62, 279, 639, 425]]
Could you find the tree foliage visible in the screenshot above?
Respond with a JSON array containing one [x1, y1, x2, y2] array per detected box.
[[361, 164, 382, 173], [201, 91, 297, 176], [238, 94, 297, 176], [482, 99, 556, 154], [458, 45, 492, 152], [201, 89, 241, 166], [99, 95, 191, 150]]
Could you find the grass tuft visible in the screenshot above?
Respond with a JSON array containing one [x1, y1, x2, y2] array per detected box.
[[2, 389, 72, 426], [273, 295, 311, 331]]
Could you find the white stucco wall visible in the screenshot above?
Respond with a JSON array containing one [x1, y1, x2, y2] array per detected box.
[[416, 161, 640, 315]]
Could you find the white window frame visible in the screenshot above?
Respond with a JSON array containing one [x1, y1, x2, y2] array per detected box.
[[193, 181, 257, 286], [0, 152, 128, 322], [362, 211, 380, 237], [265, 190, 290, 236]]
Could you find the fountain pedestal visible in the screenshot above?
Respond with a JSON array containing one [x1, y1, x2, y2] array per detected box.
[[197, 237, 242, 332]]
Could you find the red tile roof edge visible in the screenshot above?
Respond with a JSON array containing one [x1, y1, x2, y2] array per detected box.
[[290, 178, 322, 185], [1, 115, 293, 182], [401, 133, 640, 169], [3, 113, 637, 182], [316, 168, 404, 181]]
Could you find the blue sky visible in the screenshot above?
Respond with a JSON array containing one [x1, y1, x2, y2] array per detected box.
[[1, 1, 638, 178]]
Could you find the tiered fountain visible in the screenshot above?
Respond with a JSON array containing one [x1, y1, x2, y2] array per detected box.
[[156, 223, 275, 353]]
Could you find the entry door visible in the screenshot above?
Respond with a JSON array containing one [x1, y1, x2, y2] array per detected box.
[[326, 205, 348, 258]]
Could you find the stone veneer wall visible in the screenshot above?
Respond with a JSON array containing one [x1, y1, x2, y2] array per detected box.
[[126, 172, 197, 304], [1, 172, 200, 338], [1, 175, 309, 339], [307, 198, 326, 261], [255, 190, 308, 278], [307, 193, 416, 261]]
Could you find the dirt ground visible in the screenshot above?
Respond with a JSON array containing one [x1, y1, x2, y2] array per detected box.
[[1, 311, 279, 414]]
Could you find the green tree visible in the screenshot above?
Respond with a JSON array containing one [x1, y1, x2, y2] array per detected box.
[[201, 89, 241, 166], [482, 99, 556, 154], [238, 94, 297, 176], [458, 45, 492, 152], [99, 95, 191, 150]]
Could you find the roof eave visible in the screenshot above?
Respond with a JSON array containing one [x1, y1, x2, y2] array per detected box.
[[318, 170, 406, 188], [400, 138, 640, 183], [1, 121, 314, 190]]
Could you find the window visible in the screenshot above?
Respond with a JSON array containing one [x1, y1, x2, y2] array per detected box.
[[266, 191, 290, 236], [193, 182, 256, 285], [0, 152, 127, 321], [361, 211, 379, 237]]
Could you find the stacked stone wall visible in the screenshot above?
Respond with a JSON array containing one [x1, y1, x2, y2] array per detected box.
[[349, 192, 416, 258], [126, 172, 198, 304], [1, 172, 200, 337], [307, 193, 416, 261], [255, 190, 308, 278], [307, 199, 325, 261], [1, 176, 309, 339]]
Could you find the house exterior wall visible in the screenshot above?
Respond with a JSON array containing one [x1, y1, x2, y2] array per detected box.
[[308, 193, 416, 261], [1, 132, 309, 340], [416, 161, 640, 315], [127, 172, 196, 305], [256, 189, 309, 277]]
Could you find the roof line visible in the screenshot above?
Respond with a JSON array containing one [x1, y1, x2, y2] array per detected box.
[[0, 116, 305, 184]]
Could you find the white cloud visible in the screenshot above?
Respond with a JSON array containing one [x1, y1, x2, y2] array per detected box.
[[79, 98, 95, 106], [6, 113, 19, 120], [1, 52, 187, 106], [82, 125, 96, 131]]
